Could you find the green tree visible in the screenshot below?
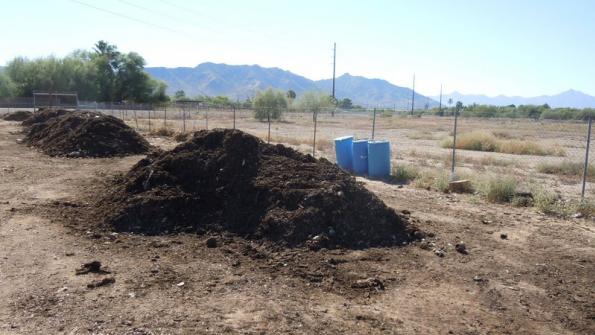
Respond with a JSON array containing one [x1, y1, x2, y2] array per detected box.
[[338, 98, 353, 109], [253, 88, 287, 121], [174, 90, 186, 100], [286, 90, 296, 110], [286, 90, 296, 100], [0, 72, 16, 97], [298, 91, 333, 120], [3, 41, 168, 103], [92, 40, 121, 101]]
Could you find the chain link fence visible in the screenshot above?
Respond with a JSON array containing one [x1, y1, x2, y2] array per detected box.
[[1, 99, 594, 205]]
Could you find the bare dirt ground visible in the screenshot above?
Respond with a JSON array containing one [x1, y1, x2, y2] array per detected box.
[[0, 119, 594, 334]]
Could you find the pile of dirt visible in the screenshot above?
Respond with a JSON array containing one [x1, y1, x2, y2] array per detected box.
[[21, 108, 71, 126], [2, 110, 33, 121], [24, 110, 150, 157], [100, 129, 419, 249]]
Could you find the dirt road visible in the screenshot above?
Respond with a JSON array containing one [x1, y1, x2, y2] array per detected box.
[[0, 120, 593, 334]]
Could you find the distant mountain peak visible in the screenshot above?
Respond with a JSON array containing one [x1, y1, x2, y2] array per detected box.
[[145, 63, 437, 108], [435, 89, 595, 108]]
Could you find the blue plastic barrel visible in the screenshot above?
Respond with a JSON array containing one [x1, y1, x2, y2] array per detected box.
[[368, 140, 391, 179], [352, 139, 368, 176], [334, 136, 353, 171]]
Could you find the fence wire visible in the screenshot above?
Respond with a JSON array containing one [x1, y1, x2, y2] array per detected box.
[[1, 101, 594, 204]]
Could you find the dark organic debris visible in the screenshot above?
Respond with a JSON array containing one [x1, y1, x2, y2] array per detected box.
[[100, 129, 418, 249], [206, 237, 218, 248], [21, 108, 70, 126], [500, 233, 508, 240], [23, 110, 150, 157], [455, 242, 468, 254], [473, 275, 488, 283], [87, 277, 115, 289], [2, 110, 32, 121], [75, 261, 110, 275], [351, 278, 385, 291]]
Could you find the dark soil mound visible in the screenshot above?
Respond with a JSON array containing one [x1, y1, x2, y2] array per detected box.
[[2, 110, 33, 121], [24, 111, 150, 157], [21, 108, 71, 126], [101, 129, 418, 248]]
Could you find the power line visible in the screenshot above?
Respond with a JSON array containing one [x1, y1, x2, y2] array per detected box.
[[157, 0, 291, 50], [117, 0, 222, 37], [70, 0, 187, 36]]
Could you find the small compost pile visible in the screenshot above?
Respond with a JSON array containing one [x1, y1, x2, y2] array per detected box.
[[2, 110, 33, 121], [24, 110, 150, 157], [101, 129, 418, 249]]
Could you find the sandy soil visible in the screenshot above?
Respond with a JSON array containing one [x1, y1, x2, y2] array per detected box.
[[0, 119, 593, 334]]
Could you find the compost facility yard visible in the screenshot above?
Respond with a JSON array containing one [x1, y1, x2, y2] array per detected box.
[[0, 111, 594, 334]]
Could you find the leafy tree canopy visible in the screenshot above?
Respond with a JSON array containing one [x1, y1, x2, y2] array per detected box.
[[1, 41, 169, 103], [253, 88, 287, 121]]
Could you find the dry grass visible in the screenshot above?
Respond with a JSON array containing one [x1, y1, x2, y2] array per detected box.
[[531, 186, 595, 217], [173, 132, 191, 142], [149, 127, 176, 137], [473, 175, 518, 203], [537, 161, 595, 181], [411, 170, 450, 192], [441, 131, 565, 156], [406, 131, 439, 140], [391, 164, 419, 183]]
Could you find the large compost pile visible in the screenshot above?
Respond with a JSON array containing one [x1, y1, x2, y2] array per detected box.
[[100, 129, 418, 249], [21, 108, 70, 126], [24, 110, 150, 157], [2, 110, 33, 121]]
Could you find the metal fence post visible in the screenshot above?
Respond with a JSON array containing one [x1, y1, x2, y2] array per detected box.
[[372, 108, 377, 140], [148, 109, 152, 131], [450, 107, 459, 180], [233, 105, 236, 130], [205, 109, 209, 130], [581, 115, 592, 199], [182, 107, 186, 133], [134, 109, 138, 130], [312, 110, 318, 157], [164, 105, 167, 128], [267, 109, 271, 143]]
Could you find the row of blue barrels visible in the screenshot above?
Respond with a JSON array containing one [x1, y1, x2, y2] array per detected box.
[[334, 136, 391, 179]]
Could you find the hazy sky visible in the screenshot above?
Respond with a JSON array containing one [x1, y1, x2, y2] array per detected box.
[[1, 0, 594, 96]]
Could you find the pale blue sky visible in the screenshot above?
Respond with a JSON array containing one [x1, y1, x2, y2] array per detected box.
[[1, 0, 594, 96]]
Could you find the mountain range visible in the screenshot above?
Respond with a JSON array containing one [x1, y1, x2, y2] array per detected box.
[[145, 62, 437, 109], [434, 90, 595, 109]]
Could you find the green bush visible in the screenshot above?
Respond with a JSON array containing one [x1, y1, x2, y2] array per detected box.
[[391, 164, 419, 183], [253, 88, 287, 121], [474, 175, 517, 203]]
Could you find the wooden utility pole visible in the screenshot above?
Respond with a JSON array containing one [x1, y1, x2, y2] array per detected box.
[[411, 73, 415, 116]]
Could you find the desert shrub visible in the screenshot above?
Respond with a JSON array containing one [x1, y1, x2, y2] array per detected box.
[[391, 164, 419, 183], [511, 195, 533, 207], [150, 127, 175, 137], [173, 132, 190, 142], [474, 175, 517, 203], [441, 131, 565, 156], [412, 170, 435, 190], [441, 131, 497, 151], [532, 187, 560, 214], [434, 172, 451, 193], [537, 161, 595, 181], [411, 170, 451, 193]]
